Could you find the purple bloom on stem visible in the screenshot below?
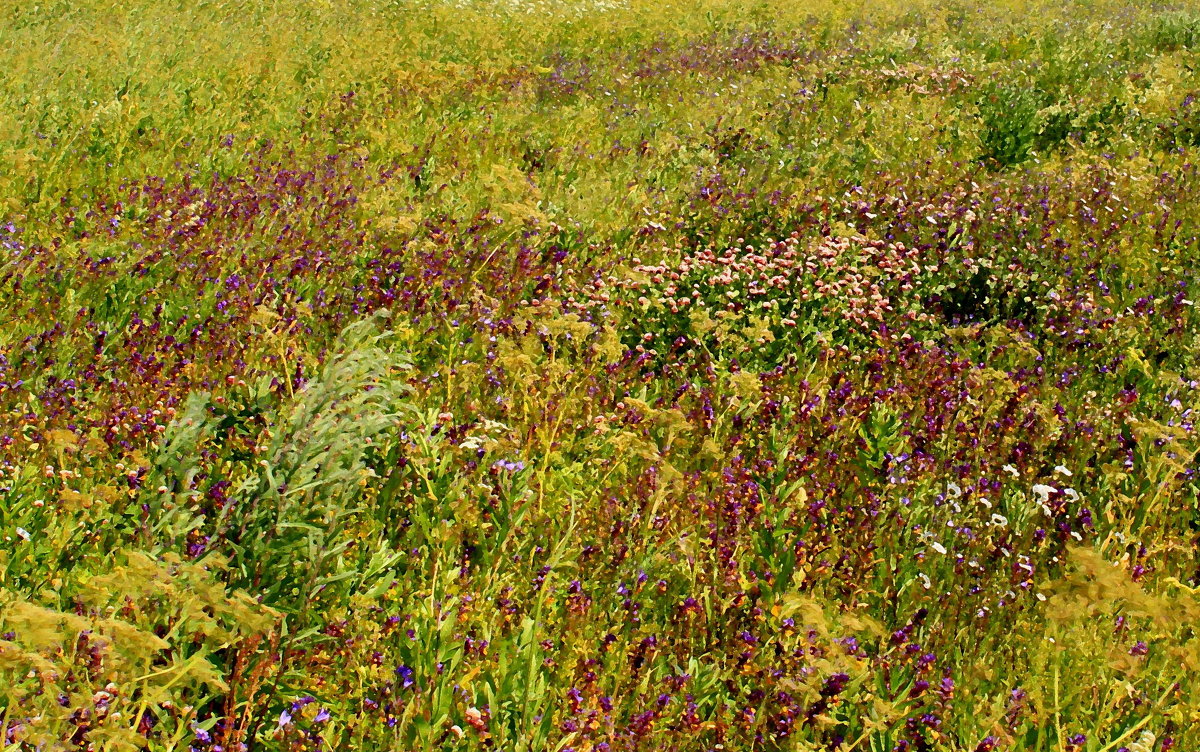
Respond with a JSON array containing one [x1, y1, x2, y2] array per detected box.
[[396, 664, 415, 689], [974, 736, 998, 752]]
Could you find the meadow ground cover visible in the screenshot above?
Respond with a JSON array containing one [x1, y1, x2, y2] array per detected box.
[[2, 0, 1200, 749]]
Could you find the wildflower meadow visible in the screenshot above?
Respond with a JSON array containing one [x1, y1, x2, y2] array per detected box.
[[2, 0, 1200, 749]]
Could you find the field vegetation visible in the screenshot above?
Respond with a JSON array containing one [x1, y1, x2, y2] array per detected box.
[[2, 0, 1200, 750]]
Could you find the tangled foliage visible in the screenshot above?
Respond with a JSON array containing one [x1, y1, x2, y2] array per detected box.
[[3, 0, 1200, 750]]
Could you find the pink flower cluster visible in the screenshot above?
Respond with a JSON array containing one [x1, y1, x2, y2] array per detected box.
[[582, 230, 936, 336]]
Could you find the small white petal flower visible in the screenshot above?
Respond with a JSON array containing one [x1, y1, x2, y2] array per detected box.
[[931, 542, 947, 555], [1129, 730, 1157, 752], [1054, 465, 1073, 477], [1003, 464, 1020, 478], [1031, 484, 1057, 501]]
